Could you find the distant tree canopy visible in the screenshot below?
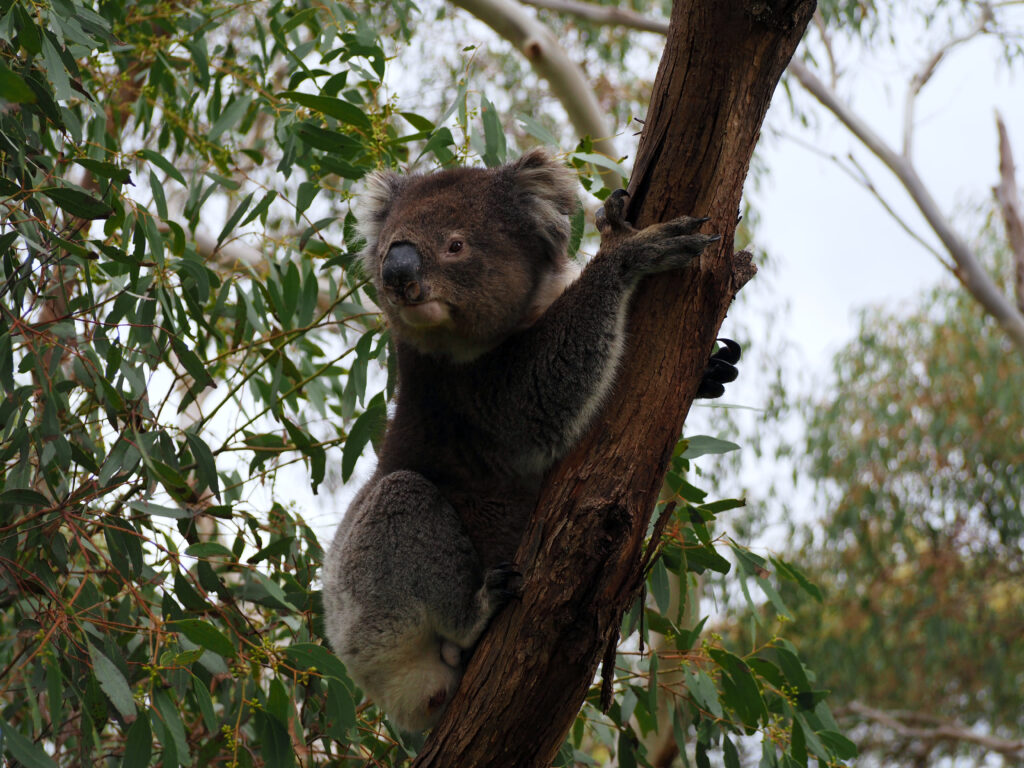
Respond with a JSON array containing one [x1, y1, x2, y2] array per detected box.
[[751, 239, 1024, 766]]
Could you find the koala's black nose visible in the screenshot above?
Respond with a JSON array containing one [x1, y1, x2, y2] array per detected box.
[[381, 243, 424, 302]]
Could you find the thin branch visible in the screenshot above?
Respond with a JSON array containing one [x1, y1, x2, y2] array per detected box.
[[902, 4, 994, 160], [788, 58, 1024, 351], [447, 0, 621, 188], [839, 700, 1024, 759], [844, 153, 956, 272], [521, 0, 667, 34], [994, 111, 1024, 312], [811, 9, 839, 88]]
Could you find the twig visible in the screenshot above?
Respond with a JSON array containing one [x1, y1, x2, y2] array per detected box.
[[902, 4, 994, 161]]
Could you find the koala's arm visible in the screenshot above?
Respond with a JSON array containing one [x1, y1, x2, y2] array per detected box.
[[489, 195, 720, 465]]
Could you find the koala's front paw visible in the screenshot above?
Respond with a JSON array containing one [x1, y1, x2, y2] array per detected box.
[[596, 189, 634, 238], [484, 562, 523, 609], [596, 190, 720, 278], [696, 338, 741, 399], [624, 216, 720, 278]]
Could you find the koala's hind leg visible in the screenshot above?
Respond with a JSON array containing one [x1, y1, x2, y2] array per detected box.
[[322, 470, 517, 731]]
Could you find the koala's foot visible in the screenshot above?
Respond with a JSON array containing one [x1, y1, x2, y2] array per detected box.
[[696, 338, 741, 399], [597, 189, 720, 278]]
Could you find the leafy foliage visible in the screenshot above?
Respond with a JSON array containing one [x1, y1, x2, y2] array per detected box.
[[0, 0, 850, 765], [746, 245, 1024, 765]]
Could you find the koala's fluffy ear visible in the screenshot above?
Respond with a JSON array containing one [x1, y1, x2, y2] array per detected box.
[[504, 149, 577, 261], [357, 169, 410, 271]]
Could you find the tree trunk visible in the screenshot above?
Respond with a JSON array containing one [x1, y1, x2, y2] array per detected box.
[[412, 2, 815, 765]]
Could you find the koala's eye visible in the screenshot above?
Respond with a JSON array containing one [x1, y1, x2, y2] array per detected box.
[[447, 239, 464, 255]]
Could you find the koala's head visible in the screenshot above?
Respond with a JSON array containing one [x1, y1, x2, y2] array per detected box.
[[358, 149, 579, 361]]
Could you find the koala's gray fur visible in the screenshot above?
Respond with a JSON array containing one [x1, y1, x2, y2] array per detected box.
[[321, 149, 718, 732]]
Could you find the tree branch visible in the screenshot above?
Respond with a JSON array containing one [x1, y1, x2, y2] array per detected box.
[[447, 0, 621, 187], [838, 700, 1024, 759], [522, 0, 668, 34], [902, 4, 993, 160], [787, 58, 1024, 351], [995, 111, 1024, 313]]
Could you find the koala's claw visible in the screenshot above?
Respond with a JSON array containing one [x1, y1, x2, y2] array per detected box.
[[696, 338, 741, 399]]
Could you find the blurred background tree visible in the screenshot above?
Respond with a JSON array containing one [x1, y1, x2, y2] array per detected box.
[[774, 230, 1024, 766]]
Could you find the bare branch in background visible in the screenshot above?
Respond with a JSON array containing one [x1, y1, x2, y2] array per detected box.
[[811, 9, 839, 88], [902, 4, 993, 161], [522, 0, 667, 33], [994, 111, 1024, 312], [447, 0, 620, 187], [837, 701, 1024, 760], [787, 59, 1024, 349]]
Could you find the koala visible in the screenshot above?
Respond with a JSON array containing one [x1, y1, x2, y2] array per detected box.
[[321, 149, 729, 732]]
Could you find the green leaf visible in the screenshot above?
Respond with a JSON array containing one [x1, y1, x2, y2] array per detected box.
[[723, 734, 741, 768], [683, 667, 722, 718], [818, 730, 858, 760], [88, 642, 137, 718], [139, 149, 187, 186], [169, 619, 236, 659], [185, 542, 233, 558], [680, 435, 741, 459], [217, 191, 254, 245], [40, 33, 71, 101], [516, 112, 559, 146], [122, 710, 152, 768], [241, 190, 278, 227], [771, 557, 824, 603], [256, 710, 296, 768], [183, 431, 220, 499], [283, 642, 352, 683], [209, 94, 252, 141], [0, 488, 49, 508], [279, 90, 372, 131], [420, 126, 455, 164], [325, 678, 357, 739], [0, 64, 38, 103], [169, 335, 214, 391], [710, 648, 768, 728], [479, 96, 506, 167], [0, 718, 57, 768], [152, 688, 190, 765], [341, 392, 386, 481], [75, 158, 132, 185], [648, 557, 671, 614], [41, 187, 114, 219]]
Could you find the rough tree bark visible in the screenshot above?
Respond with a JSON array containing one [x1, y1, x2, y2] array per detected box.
[[413, 2, 816, 766]]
